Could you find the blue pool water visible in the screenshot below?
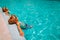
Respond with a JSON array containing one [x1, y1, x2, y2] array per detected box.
[[0, 0, 60, 40]]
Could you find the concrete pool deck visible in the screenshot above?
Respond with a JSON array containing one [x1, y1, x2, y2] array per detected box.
[[0, 12, 12, 40], [0, 7, 26, 40]]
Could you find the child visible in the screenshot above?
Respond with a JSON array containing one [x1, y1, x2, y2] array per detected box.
[[2, 7, 10, 16], [8, 15, 24, 36], [8, 15, 32, 29]]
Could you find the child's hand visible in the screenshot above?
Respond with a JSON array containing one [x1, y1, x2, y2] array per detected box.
[[20, 31, 24, 36]]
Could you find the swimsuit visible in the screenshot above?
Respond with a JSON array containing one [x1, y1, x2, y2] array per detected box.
[[20, 22, 31, 29]]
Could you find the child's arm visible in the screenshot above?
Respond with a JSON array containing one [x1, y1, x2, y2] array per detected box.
[[16, 22, 24, 36]]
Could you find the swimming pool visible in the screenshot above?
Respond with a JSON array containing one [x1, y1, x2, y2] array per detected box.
[[0, 0, 60, 40]]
